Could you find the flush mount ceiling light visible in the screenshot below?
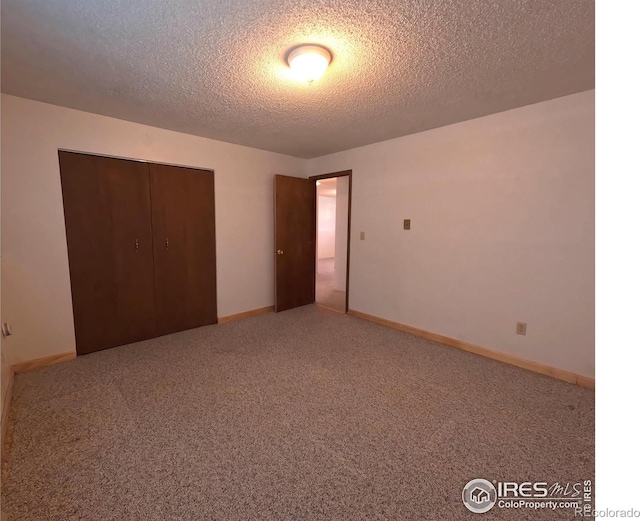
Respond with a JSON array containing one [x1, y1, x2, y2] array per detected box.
[[287, 45, 332, 84]]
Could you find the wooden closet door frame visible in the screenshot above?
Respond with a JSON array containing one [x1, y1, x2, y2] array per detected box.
[[58, 150, 214, 176], [58, 149, 218, 351]]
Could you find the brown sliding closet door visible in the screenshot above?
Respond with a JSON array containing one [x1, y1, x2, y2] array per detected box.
[[149, 164, 217, 336], [59, 152, 158, 354]]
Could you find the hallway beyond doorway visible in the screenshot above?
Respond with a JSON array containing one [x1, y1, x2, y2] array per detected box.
[[313, 171, 351, 314], [315, 257, 346, 312]]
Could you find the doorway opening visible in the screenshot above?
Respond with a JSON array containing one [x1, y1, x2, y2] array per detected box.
[[312, 171, 352, 313]]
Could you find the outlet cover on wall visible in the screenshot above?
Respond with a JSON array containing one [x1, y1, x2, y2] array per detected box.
[[403, 219, 411, 230], [360, 231, 365, 240], [516, 322, 527, 335]]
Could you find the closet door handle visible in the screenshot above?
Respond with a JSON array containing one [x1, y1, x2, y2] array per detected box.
[[135, 239, 139, 251], [165, 238, 169, 249]]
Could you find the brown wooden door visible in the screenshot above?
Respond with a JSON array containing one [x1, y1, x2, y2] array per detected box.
[[274, 175, 315, 312], [149, 164, 217, 335], [59, 151, 158, 355]]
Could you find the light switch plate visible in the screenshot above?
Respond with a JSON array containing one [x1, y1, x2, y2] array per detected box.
[[360, 231, 365, 240], [403, 219, 411, 230]]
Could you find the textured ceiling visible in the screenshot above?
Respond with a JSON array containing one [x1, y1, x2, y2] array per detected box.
[[1, 0, 594, 158]]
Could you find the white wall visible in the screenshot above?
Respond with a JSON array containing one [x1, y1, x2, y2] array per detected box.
[[316, 195, 336, 259], [1, 94, 306, 365], [1, 91, 595, 379], [307, 90, 595, 378], [334, 177, 349, 291]]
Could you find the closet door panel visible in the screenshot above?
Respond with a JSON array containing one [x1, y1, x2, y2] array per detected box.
[[149, 164, 217, 336], [59, 152, 157, 354]]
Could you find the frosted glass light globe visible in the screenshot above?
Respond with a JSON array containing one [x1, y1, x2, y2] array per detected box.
[[287, 45, 332, 84]]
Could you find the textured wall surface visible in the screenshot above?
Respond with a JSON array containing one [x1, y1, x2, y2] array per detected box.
[[307, 91, 595, 378], [2, 0, 594, 158], [1, 94, 305, 365]]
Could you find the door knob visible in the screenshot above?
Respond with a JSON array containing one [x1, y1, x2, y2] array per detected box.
[[276, 249, 284, 255]]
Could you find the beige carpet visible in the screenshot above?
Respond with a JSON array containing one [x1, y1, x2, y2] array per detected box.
[[315, 258, 346, 312], [2, 306, 594, 520]]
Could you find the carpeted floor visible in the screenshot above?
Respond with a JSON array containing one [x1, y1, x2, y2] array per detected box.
[[2, 306, 594, 520], [315, 258, 346, 312]]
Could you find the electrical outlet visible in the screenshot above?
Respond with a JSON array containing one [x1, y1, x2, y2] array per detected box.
[[360, 231, 365, 240], [403, 219, 411, 230], [516, 322, 527, 336]]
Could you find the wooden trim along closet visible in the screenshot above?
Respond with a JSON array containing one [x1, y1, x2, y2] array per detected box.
[[59, 151, 217, 355]]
